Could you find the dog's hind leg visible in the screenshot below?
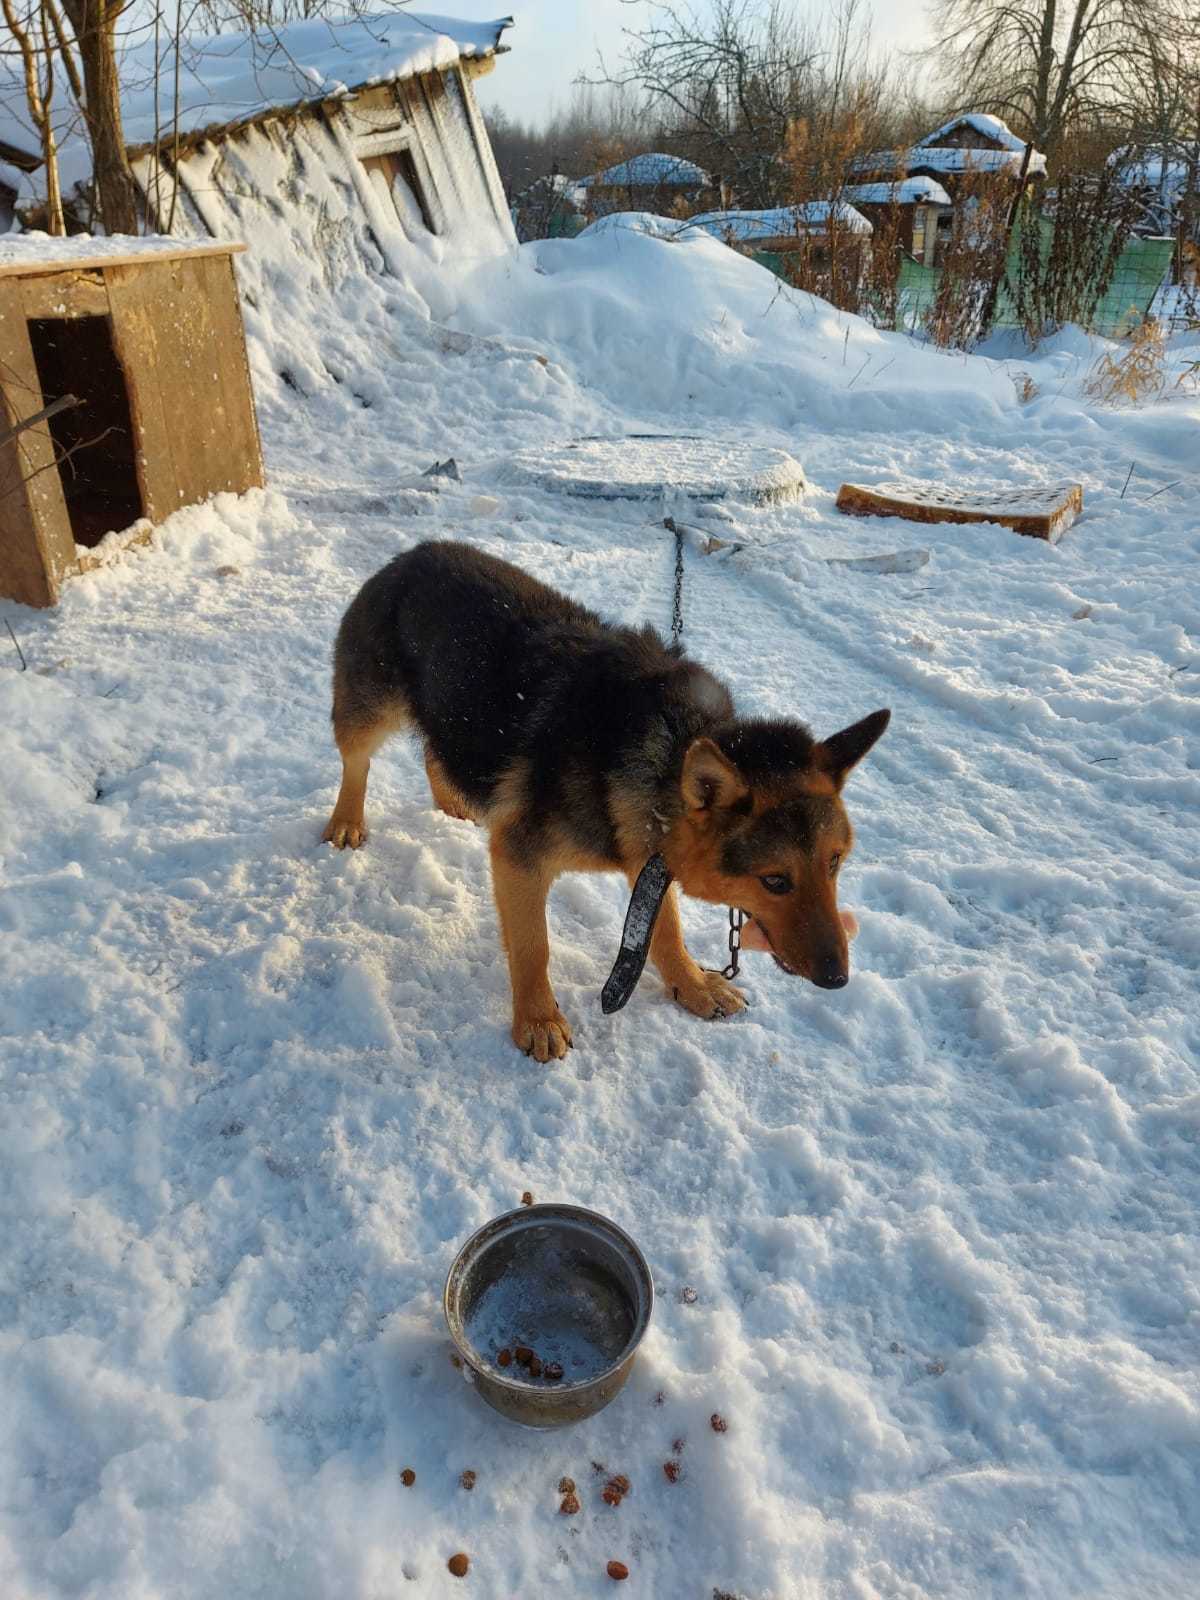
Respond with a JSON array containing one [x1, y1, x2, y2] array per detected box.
[[489, 830, 572, 1063], [424, 748, 477, 823], [323, 692, 408, 850]]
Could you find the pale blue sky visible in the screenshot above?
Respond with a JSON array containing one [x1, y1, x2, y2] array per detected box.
[[445, 1, 935, 125]]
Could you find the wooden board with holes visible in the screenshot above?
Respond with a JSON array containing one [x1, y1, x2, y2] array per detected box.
[[835, 480, 1083, 542]]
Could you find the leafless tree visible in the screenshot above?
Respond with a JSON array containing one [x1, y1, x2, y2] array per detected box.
[[55, 0, 140, 230], [0, 0, 67, 231], [929, 0, 1197, 160]]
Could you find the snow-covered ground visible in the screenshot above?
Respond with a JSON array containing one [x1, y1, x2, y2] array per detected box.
[[2, 221, 1198, 1600]]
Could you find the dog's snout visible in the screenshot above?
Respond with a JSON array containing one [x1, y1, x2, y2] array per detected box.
[[813, 959, 849, 990]]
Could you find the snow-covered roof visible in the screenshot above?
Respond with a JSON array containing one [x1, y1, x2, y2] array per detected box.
[[916, 113, 1028, 154], [843, 177, 952, 207], [687, 202, 872, 242], [0, 13, 512, 191], [0, 231, 242, 274], [579, 152, 710, 189]]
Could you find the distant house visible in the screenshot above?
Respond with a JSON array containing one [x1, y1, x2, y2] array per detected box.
[[577, 152, 716, 218], [850, 114, 1043, 266], [842, 176, 951, 266], [0, 13, 515, 265]]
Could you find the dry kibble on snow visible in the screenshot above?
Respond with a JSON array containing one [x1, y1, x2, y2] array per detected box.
[[460, 1470, 477, 1491], [544, 1361, 564, 1381], [450, 1352, 463, 1369], [663, 1460, 681, 1483], [514, 1346, 534, 1366], [400, 1468, 416, 1487], [558, 1476, 576, 1495], [529, 1355, 543, 1378], [608, 1475, 631, 1495], [710, 1413, 728, 1433], [521, 1191, 534, 1206], [448, 1553, 470, 1578], [607, 1560, 630, 1580], [559, 1492, 581, 1515], [680, 1286, 699, 1304], [601, 1486, 623, 1507], [497, 1348, 512, 1368], [672, 1437, 685, 1454]]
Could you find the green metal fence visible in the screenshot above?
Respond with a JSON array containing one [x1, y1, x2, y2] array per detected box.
[[753, 228, 1176, 340]]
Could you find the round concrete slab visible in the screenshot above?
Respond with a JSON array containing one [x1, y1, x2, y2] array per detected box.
[[499, 434, 806, 505]]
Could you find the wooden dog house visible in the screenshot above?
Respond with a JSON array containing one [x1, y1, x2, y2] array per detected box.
[[0, 237, 263, 607]]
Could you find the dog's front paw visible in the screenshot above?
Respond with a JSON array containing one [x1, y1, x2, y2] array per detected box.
[[671, 970, 746, 1021], [512, 1007, 574, 1064], [323, 813, 367, 849]]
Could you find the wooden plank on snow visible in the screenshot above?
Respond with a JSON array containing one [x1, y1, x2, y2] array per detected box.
[[835, 479, 1082, 542]]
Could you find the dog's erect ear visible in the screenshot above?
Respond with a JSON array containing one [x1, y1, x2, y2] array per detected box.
[[816, 709, 891, 790], [681, 738, 749, 812]]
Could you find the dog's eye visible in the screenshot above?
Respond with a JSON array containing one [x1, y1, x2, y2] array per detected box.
[[759, 874, 792, 895], [830, 853, 842, 877]]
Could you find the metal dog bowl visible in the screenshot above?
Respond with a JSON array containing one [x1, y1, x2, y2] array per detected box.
[[444, 1203, 654, 1428]]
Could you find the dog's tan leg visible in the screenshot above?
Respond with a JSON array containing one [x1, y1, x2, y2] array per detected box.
[[490, 832, 572, 1063], [424, 749, 476, 823], [637, 877, 747, 1021], [323, 701, 406, 850]]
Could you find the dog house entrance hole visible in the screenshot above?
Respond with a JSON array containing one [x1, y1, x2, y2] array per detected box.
[[27, 315, 143, 549]]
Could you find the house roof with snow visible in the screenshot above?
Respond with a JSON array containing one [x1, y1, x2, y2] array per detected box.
[[687, 202, 872, 242], [0, 12, 512, 191], [843, 177, 952, 207], [578, 152, 710, 189], [915, 113, 1028, 154], [852, 114, 1046, 185]]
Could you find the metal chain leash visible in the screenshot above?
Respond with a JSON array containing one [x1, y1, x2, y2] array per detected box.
[[722, 907, 745, 980], [663, 517, 746, 985], [668, 516, 685, 651]]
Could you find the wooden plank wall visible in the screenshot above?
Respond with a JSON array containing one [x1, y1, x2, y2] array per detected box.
[[0, 281, 77, 607], [107, 253, 264, 523]]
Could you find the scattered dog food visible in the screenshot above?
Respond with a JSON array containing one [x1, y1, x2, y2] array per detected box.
[[672, 1438, 685, 1454], [560, 1492, 581, 1515], [663, 1460, 682, 1483], [400, 1468, 416, 1487], [448, 1553, 470, 1578], [514, 1346, 534, 1366], [529, 1356, 543, 1378], [710, 1413, 728, 1433], [460, 1470, 477, 1491], [450, 1352, 463, 1369], [521, 1192, 534, 1206], [591, 1461, 607, 1476], [607, 1560, 630, 1580], [926, 1360, 946, 1376], [544, 1361, 564, 1381], [601, 1486, 622, 1507], [497, 1348, 512, 1368], [608, 1475, 630, 1495], [680, 1286, 699, 1304], [558, 1477, 576, 1495]]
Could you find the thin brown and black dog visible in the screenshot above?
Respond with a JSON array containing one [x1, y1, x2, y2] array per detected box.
[[322, 540, 889, 1062]]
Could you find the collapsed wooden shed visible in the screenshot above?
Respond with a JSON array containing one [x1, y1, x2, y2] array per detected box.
[[0, 236, 262, 608]]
